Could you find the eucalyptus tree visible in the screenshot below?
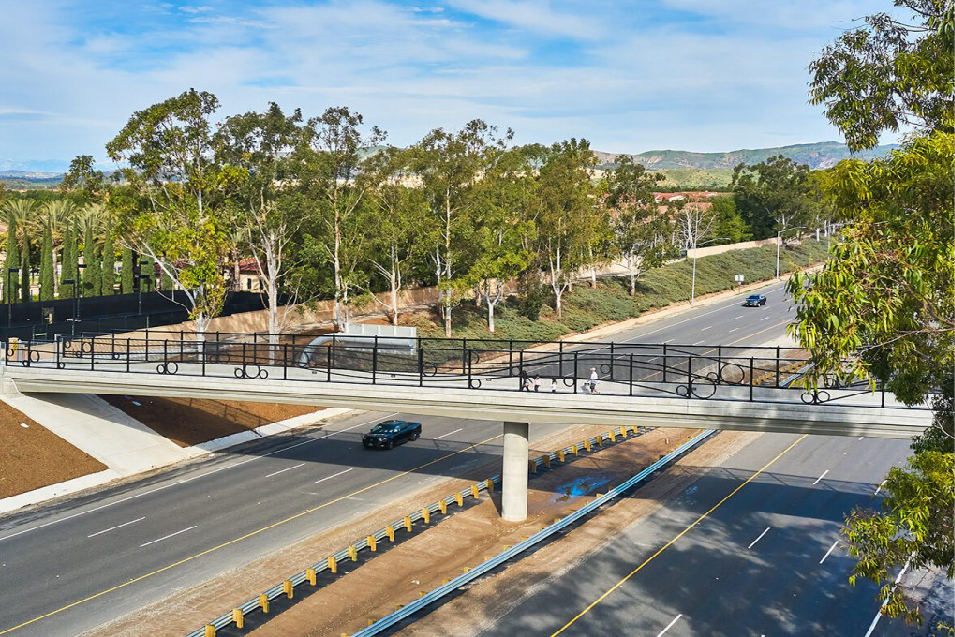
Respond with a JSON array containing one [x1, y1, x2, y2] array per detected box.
[[411, 119, 512, 336], [732, 156, 811, 240], [295, 107, 385, 330], [604, 156, 672, 295], [217, 102, 305, 342], [533, 139, 598, 318], [364, 147, 428, 325], [106, 89, 240, 336]]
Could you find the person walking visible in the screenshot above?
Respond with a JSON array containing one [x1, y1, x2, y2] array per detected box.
[[589, 367, 599, 394], [550, 378, 558, 393], [533, 375, 541, 392]]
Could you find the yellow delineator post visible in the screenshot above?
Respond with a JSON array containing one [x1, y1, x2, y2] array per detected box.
[[619, 426, 628, 438], [327, 555, 338, 573], [438, 499, 447, 514], [421, 508, 430, 524], [306, 568, 317, 585], [454, 492, 463, 507], [608, 430, 616, 441], [485, 478, 494, 493], [470, 484, 480, 499], [571, 444, 579, 455], [386, 525, 395, 542], [367, 535, 377, 552], [596, 435, 604, 446], [204, 625, 215, 637], [232, 608, 244, 629], [404, 516, 413, 532], [584, 439, 592, 452], [557, 449, 565, 463], [259, 593, 269, 614], [349, 545, 358, 561], [367, 619, 374, 627], [283, 580, 293, 599]]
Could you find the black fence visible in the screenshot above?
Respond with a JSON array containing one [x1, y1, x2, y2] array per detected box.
[[5, 331, 929, 409], [0, 291, 277, 341]]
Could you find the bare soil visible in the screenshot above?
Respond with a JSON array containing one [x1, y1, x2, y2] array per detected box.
[[101, 396, 323, 447], [84, 426, 760, 637], [0, 399, 107, 499]]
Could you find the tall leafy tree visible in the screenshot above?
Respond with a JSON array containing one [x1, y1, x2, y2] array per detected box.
[[732, 155, 811, 240], [791, 1, 954, 626], [604, 157, 673, 295], [707, 195, 751, 244], [101, 224, 115, 295], [295, 107, 385, 330], [411, 119, 510, 335], [42, 199, 75, 298], [80, 211, 100, 297], [3, 207, 20, 304], [121, 247, 134, 294], [39, 223, 54, 301], [60, 218, 77, 299], [106, 89, 240, 336], [217, 102, 305, 342]]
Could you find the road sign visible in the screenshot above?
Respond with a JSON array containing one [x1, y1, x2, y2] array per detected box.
[[735, 274, 744, 283]]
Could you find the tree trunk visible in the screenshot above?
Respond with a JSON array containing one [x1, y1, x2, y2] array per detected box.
[[487, 296, 495, 333], [555, 288, 563, 318]]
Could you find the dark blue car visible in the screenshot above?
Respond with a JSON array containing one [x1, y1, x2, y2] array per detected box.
[[744, 294, 767, 307], [363, 420, 422, 450]]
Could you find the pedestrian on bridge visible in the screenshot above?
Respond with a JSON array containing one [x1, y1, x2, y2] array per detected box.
[[589, 367, 599, 394], [533, 375, 541, 392], [550, 378, 558, 393]]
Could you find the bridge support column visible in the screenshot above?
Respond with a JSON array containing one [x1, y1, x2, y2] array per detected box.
[[502, 421, 529, 522]]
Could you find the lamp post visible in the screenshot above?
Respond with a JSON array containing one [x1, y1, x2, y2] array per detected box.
[[6, 267, 19, 328], [690, 238, 730, 306], [62, 279, 76, 336], [76, 263, 86, 324], [776, 226, 807, 279]]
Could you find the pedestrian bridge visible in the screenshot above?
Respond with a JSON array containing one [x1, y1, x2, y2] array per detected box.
[[1, 332, 933, 520]]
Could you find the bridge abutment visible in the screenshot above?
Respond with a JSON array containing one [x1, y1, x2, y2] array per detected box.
[[502, 421, 529, 522]]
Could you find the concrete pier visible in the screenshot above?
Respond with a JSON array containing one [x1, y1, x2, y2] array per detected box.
[[502, 421, 530, 522]]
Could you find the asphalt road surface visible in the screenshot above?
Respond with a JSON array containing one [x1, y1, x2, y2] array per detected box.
[[0, 279, 857, 636]]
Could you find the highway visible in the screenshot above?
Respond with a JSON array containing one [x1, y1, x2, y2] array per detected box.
[[0, 279, 801, 636]]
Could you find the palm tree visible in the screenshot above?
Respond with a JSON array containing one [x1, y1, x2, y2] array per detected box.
[[3, 200, 36, 302], [41, 200, 76, 296]]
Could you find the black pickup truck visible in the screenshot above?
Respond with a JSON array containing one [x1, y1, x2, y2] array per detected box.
[[362, 420, 422, 450]]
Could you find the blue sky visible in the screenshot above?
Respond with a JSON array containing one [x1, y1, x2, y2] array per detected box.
[[0, 0, 896, 169]]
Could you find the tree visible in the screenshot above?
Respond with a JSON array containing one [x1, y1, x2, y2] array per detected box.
[[121, 247, 134, 294], [101, 224, 115, 295], [732, 156, 811, 240], [39, 223, 54, 301], [296, 107, 386, 330], [3, 207, 20, 304], [60, 217, 77, 299], [708, 195, 751, 244], [62, 155, 108, 201], [604, 157, 672, 295], [80, 210, 101, 297], [365, 147, 428, 326], [534, 139, 598, 318], [106, 89, 240, 336], [790, 3, 954, 624], [217, 102, 305, 343], [809, 0, 954, 152], [42, 199, 75, 298], [411, 119, 511, 335]]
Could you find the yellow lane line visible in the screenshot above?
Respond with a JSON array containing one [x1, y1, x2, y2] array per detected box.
[[0, 434, 503, 635], [551, 434, 808, 636]]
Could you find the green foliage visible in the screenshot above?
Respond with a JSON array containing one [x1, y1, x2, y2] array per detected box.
[[81, 222, 99, 297], [3, 210, 19, 304], [39, 224, 53, 301], [101, 226, 115, 295], [121, 248, 134, 295], [732, 156, 811, 240], [708, 195, 751, 244], [60, 222, 77, 299]]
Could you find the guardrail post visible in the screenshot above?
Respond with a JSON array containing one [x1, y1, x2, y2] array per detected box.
[[584, 439, 592, 452], [485, 478, 494, 494], [349, 545, 358, 561], [367, 535, 377, 552], [283, 580, 293, 599], [204, 624, 215, 637], [454, 492, 463, 507], [470, 484, 480, 498], [421, 508, 430, 524], [571, 444, 578, 455], [306, 568, 317, 585], [232, 608, 244, 629], [386, 525, 395, 542], [439, 500, 447, 514], [557, 449, 565, 463], [259, 593, 269, 614], [404, 516, 412, 532], [327, 555, 337, 573]]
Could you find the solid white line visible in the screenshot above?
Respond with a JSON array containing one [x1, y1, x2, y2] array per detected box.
[[819, 540, 839, 564], [87, 526, 115, 538], [140, 525, 196, 547], [118, 516, 145, 528], [875, 480, 886, 495], [265, 462, 305, 478], [315, 468, 353, 484], [656, 614, 683, 636], [748, 527, 770, 549], [700, 325, 712, 331], [813, 469, 830, 485], [0, 526, 37, 543], [436, 428, 464, 439], [864, 557, 912, 637]]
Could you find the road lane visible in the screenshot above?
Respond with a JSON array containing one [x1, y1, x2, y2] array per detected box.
[[0, 280, 797, 636]]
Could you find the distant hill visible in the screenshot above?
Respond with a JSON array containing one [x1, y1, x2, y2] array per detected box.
[[594, 141, 899, 171]]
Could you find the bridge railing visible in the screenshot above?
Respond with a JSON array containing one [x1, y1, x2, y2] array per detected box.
[[2, 333, 926, 409]]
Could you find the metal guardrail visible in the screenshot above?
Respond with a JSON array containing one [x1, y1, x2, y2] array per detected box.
[[185, 424, 656, 636], [352, 429, 717, 637]]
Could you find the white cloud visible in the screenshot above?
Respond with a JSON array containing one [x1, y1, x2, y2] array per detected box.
[[447, 0, 607, 39]]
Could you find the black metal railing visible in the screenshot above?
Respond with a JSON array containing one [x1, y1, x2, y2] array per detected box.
[[2, 332, 926, 409]]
